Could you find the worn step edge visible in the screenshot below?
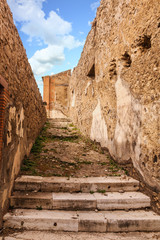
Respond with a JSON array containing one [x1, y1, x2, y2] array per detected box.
[[3, 209, 160, 232], [14, 176, 139, 192], [48, 118, 72, 122], [10, 191, 151, 211]]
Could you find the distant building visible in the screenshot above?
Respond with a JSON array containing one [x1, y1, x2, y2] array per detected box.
[[42, 70, 71, 118]]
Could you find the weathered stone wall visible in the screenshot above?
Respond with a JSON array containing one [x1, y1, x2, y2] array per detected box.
[[43, 70, 71, 118], [0, 0, 46, 227], [69, 0, 160, 193]]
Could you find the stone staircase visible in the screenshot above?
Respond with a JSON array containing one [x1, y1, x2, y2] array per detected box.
[[3, 175, 160, 233], [3, 118, 160, 234]]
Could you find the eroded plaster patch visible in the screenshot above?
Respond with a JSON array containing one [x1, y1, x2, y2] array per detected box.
[[114, 75, 143, 175], [90, 100, 109, 147], [71, 90, 76, 107], [16, 107, 24, 138], [7, 107, 24, 145], [84, 81, 91, 95], [7, 107, 16, 145]]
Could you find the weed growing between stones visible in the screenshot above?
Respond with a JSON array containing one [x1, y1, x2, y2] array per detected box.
[[97, 189, 106, 194]]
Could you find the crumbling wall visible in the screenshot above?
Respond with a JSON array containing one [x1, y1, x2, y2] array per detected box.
[[43, 70, 71, 118], [0, 0, 46, 227], [69, 0, 160, 193]]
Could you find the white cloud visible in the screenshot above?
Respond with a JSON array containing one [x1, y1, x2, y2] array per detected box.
[[29, 45, 65, 75], [88, 21, 92, 26], [90, 1, 100, 12], [7, 0, 84, 76], [79, 31, 84, 35]]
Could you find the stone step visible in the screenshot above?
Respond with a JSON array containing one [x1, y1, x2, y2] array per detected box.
[[14, 176, 139, 193], [48, 118, 72, 123], [10, 191, 151, 211], [3, 209, 160, 232], [2, 231, 160, 240]]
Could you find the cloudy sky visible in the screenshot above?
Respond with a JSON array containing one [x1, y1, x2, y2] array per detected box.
[[7, 0, 100, 95]]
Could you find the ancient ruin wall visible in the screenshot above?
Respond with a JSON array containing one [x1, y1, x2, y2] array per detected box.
[[43, 70, 71, 118], [69, 0, 160, 192], [0, 0, 46, 226]]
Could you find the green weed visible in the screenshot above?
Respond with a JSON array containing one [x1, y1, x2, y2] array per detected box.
[[36, 206, 42, 210], [90, 191, 94, 194], [80, 161, 92, 165], [21, 158, 36, 171], [97, 189, 106, 194]]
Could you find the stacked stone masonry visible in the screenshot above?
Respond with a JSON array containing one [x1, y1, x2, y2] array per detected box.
[[69, 0, 160, 197], [0, 0, 46, 228], [0, 76, 9, 168]]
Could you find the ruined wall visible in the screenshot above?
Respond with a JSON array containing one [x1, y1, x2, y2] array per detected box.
[[0, 0, 46, 227], [43, 70, 71, 118], [69, 0, 160, 193]]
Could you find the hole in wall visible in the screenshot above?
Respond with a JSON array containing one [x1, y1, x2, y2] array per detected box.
[[87, 64, 95, 78], [153, 155, 157, 163], [109, 59, 117, 79], [142, 162, 146, 167], [137, 35, 151, 50], [121, 51, 132, 67]]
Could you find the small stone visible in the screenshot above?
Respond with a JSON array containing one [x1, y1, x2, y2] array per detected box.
[[119, 190, 125, 193], [95, 209, 98, 212], [104, 193, 108, 196]]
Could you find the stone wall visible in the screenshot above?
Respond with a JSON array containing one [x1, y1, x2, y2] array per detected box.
[[43, 70, 71, 118], [69, 0, 160, 193], [0, 0, 46, 227]]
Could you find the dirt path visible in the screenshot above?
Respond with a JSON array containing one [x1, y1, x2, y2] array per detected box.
[[20, 118, 127, 178]]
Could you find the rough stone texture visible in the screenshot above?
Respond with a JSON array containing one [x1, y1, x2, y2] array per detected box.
[[3, 209, 160, 232], [1, 231, 160, 240], [14, 176, 139, 193], [43, 70, 71, 118], [0, 0, 46, 228], [69, 0, 160, 197], [9, 190, 150, 211]]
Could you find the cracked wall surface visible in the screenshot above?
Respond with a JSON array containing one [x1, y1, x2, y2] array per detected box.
[[0, 0, 46, 227], [69, 0, 160, 194]]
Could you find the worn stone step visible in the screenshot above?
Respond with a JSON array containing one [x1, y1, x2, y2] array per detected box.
[[14, 176, 139, 193], [49, 118, 72, 123], [10, 191, 150, 211], [3, 209, 160, 232], [2, 231, 160, 240]]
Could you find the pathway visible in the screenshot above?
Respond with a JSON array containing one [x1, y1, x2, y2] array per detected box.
[[1, 118, 160, 239]]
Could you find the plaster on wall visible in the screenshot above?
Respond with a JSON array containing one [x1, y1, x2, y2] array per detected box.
[[90, 100, 109, 148]]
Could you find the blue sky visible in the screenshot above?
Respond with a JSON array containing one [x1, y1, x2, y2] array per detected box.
[[7, 0, 100, 96]]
